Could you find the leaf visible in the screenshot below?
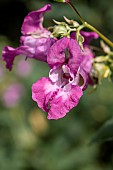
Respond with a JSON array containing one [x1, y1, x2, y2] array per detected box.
[[90, 118, 113, 144]]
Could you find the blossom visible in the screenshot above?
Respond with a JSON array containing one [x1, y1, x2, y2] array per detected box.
[[16, 59, 32, 77], [2, 83, 24, 108], [2, 4, 56, 71], [32, 37, 87, 120]]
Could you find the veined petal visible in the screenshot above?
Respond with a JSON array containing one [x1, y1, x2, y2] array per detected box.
[[47, 37, 82, 73], [21, 4, 51, 35], [68, 38, 82, 74], [22, 36, 56, 62], [48, 85, 83, 120], [32, 77, 58, 112], [47, 37, 70, 68]]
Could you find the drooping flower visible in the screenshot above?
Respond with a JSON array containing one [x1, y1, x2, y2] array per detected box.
[[32, 37, 89, 120], [2, 4, 56, 71]]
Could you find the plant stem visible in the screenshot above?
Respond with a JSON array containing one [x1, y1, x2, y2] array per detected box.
[[84, 22, 113, 48], [67, 1, 113, 48], [67, 1, 85, 24]]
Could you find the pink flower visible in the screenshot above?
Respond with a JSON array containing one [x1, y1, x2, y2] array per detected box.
[[2, 4, 56, 71], [16, 59, 32, 77], [32, 37, 87, 120], [2, 84, 24, 108]]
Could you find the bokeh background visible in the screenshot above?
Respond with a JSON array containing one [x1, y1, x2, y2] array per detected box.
[[0, 0, 113, 170]]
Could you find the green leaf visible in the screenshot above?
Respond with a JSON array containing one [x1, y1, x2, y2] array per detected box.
[[91, 118, 113, 144]]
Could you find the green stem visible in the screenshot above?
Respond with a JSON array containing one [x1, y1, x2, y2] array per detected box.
[[67, 1, 85, 24], [84, 22, 113, 48], [67, 1, 113, 48]]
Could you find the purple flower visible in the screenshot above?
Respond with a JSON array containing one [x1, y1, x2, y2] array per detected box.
[[2, 4, 56, 71], [2, 83, 24, 108], [16, 59, 32, 77], [32, 37, 86, 120]]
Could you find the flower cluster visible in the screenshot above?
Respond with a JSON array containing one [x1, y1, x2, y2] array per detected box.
[[2, 4, 99, 119]]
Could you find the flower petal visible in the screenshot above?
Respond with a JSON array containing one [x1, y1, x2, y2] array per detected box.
[[49, 66, 62, 83], [81, 47, 94, 73], [48, 85, 83, 120], [79, 47, 94, 90], [68, 38, 82, 74], [81, 31, 98, 46], [47, 37, 82, 73], [22, 36, 56, 62], [2, 46, 29, 71], [47, 37, 70, 68], [71, 31, 98, 46], [21, 4, 51, 35], [32, 77, 58, 112]]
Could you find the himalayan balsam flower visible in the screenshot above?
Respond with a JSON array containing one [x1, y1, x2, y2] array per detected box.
[[32, 30, 98, 120], [2, 4, 56, 71], [2, 84, 24, 108], [16, 59, 32, 77], [32, 37, 90, 120]]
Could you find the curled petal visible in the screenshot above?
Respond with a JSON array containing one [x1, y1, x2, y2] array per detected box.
[[79, 69, 88, 90], [48, 85, 83, 120], [81, 31, 98, 46], [49, 66, 62, 83], [68, 38, 82, 74], [79, 47, 94, 90], [21, 4, 51, 35], [71, 31, 98, 46], [2, 46, 29, 71], [47, 37, 70, 68], [47, 37, 82, 73]]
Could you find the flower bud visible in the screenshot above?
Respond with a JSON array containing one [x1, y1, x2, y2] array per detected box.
[[53, 25, 68, 37], [91, 63, 111, 84]]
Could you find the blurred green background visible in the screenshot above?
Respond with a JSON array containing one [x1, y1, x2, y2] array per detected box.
[[0, 0, 113, 170]]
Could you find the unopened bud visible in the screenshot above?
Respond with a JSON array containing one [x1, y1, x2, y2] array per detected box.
[[92, 63, 111, 84], [53, 25, 68, 37]]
